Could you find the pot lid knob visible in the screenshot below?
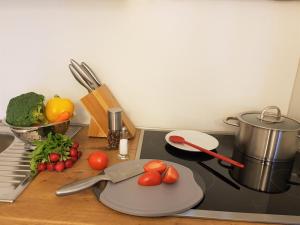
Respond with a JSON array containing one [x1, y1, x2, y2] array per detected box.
[[258, 106, 283, 123]]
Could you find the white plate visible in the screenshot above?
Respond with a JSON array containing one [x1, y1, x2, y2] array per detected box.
[[165, 130, 219, 152]]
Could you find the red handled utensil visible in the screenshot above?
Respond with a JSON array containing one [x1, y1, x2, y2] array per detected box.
[[169, 135, 245, 169]]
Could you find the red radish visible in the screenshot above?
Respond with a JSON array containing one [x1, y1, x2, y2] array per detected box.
[[55, 161, 65, 172], [70, 148, 78, 157], [49, 153, 60, 162], [64, 159, 73, 168], [37, 162, 47, 172], [71, 155, 78, 162], [77, 150, 82, 158], [47, 163, 55, 171], [72, 142, 79, 149]]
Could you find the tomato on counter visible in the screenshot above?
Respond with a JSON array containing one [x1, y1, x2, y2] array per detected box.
[[88, 151, 109, 170]]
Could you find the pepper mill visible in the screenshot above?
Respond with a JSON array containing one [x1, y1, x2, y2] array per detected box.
[[107, 107, 122, 150]]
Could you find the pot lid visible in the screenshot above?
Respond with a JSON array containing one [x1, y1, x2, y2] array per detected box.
[[239, 106, 300, 131]]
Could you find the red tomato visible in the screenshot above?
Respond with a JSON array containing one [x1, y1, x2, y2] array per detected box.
[[143, 160, 167, 174], [162, 166, 179, 184], [88, 151, 109, 170], [138, 171, 162, 186]]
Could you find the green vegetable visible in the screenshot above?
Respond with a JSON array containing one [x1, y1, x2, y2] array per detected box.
[[6, 92, 46, 127], [30, 133, 72, 175]]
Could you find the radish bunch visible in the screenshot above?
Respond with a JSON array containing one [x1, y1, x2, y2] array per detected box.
[[36, 142, 82, 173]]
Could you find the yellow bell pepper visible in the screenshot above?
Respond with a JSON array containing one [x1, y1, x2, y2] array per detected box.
[[45, 96, 74, 123]]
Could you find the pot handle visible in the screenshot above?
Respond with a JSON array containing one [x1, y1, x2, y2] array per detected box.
[[224, 117, 240, 127], [259, 106, 283, 123]]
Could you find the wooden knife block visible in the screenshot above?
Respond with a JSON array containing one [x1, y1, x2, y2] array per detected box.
[[80, 84, 136, 138]]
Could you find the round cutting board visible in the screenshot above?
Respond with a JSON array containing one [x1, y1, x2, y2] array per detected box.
[[97, 159, 205, 217]]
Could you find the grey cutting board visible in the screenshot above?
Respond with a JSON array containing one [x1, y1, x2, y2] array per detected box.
[[96, 159, 205, 217]]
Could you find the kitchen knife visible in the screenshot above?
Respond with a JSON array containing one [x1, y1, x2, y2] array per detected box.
[[56, 161, 144, 196], [81, 62, 101, 87], [70, 59, 98, 90], [69, 64, 93, 93]]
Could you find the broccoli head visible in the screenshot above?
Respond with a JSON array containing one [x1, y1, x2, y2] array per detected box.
[[6, 92, 46, 127]]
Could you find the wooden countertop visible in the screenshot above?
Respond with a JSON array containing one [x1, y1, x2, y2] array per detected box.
[[0, 127, 278, 225]]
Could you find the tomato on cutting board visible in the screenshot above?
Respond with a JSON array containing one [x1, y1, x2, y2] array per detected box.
[[143, 160, 167, 174], [162, 166, 179, 184], [138, 160, 180, 186], [138, 171, 162, 186]]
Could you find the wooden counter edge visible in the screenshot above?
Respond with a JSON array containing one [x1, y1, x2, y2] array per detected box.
[[0, 127, 281, 225]]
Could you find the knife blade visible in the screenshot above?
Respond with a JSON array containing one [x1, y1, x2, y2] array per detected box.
[[69, 64, 93, 93], [56, 161, 144, 196], [70, 59, 99, 90], [81, 62, 101, 87]]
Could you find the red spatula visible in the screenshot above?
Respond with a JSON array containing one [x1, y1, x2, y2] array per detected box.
[[169, 135, 244, 169]]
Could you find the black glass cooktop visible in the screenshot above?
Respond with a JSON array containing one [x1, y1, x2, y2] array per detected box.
[[136, 130, 300, 224]]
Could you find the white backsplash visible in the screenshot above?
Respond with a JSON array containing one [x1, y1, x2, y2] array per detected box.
[[288, 60, 300, 121], [0, 0, 300, 131]]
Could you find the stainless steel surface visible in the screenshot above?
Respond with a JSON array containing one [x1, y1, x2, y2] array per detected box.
[[56, 174, 111, 196], [69, 64, 93, 93], [223, 117, 239, 127], [0, 134, 14, 153], [177, 209, 300, 225], [239, 108, 300, 131], [230, 150, 294, 193], [3, 119, 70, 146], [56, 160, 144, 196], [259, 106, 283, 123], [108, 107, 122, 131], [70, 59, 98, 90], [236, 122, 297, 162], [0, 123, 82, 202], [135, 129, 300, 225], [81, 62, 101, 86], [225, 106, 300, 162]]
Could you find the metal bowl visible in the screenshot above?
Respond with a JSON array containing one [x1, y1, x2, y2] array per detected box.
[[3, 119, 70, 145]]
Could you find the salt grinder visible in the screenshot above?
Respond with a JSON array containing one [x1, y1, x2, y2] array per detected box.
[[107, 107, 122, 150], [118, 126, 129, 160]]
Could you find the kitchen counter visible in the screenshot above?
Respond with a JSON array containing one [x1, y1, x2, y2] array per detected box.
[[0, 127, 279, 225]]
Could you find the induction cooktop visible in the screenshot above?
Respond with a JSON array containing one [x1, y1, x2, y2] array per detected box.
[[136, 129, 300, 224]]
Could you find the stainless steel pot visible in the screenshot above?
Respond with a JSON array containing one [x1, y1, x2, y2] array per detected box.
[[230, 150, 294, 193], [224, 106, 300, 162]]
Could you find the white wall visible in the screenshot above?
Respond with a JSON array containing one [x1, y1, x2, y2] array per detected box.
[[288, 60, 300, 121], [0, 0, 300, 131]]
